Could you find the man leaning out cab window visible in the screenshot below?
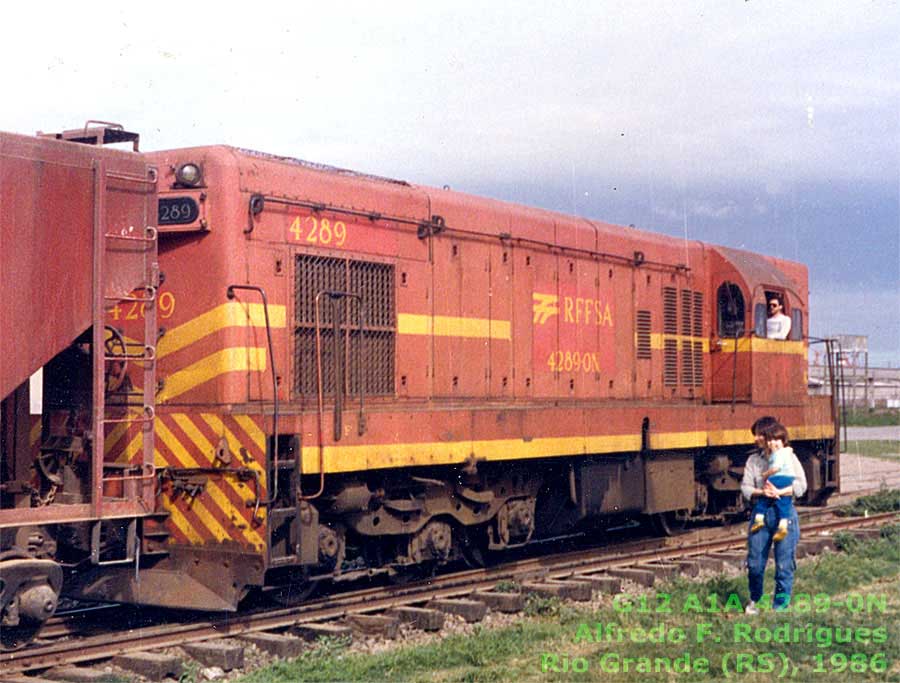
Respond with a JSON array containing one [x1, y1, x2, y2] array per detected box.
[[766, 297, 791, 340]]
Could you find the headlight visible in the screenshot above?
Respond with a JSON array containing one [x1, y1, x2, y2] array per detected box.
[[175, 162, 203, 187]]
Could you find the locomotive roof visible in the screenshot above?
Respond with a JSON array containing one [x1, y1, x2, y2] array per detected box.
[[219, 145, 691, 244], [233, 146, 413, 188], [154, 144, 805, 287]]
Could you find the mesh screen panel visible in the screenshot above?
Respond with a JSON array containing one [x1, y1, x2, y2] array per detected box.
[[294, 254, 395, 396]]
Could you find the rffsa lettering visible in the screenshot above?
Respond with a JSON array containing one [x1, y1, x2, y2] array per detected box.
[[563, 297, 613, 326]]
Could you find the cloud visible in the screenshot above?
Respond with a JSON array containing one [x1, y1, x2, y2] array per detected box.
[[2, 2, 896, 189], [653, 205, 682, 222], [691, 200, 738, 220], [652, 198, 739, 223], [0, 2, 895, 365]]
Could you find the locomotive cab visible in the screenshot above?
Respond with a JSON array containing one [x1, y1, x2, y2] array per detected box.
[[709, 246, 808, 406], [707, 245, 836, 503]]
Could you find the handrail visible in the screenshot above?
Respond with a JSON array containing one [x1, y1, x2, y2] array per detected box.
[[809, 336, 844, 466], [226, 285, 279, 505], [306, 290, 368, 501]]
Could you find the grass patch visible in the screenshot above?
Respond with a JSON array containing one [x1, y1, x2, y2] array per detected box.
[[523, 593, 565, 618], [840, 488, 900, 516], [178, 660, 202, 683], [239, 533, 900, 682], [834, 524, 900, 552], [842, 439, 899, 461], [238, 622, 561, 682], [845, 409, 900, 427], [843, 409, 900, 427]]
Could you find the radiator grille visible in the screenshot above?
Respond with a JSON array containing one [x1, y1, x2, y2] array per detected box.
[[692, 341, 704, 387], [692, 291, 704, 386], [680, 289, 694, 385], [680, 290, 693, 336], [662, 287, 704, 388], [664, 339, 679, 386], [663, 287, 678, 334], [692, 292, 704, 336], [636, 310, 652, 360], [662, 287, 677, 386], [294, 255, 395, 396]]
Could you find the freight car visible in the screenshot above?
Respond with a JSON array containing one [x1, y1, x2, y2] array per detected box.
[[1, 125, 158, 650], [0, 124, 839, 649]]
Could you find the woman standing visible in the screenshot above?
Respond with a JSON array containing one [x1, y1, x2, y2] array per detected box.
[[740, 416, 807, 613]]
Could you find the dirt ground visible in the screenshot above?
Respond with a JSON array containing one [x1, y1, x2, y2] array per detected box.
[[839, 453, 900, 492]]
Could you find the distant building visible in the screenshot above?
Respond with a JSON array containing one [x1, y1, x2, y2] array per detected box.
[[808, 334, 900, 408]]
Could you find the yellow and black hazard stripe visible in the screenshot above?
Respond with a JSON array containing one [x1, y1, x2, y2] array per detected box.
[[101, 301, 288, 550], [106, 412, 268, 551]]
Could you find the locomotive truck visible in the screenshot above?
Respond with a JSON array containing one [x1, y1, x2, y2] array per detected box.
[[0, 124, 839, 650]]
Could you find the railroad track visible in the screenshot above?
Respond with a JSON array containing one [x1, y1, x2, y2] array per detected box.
[[2, 510, 896, 678], [29, 499, 851, 639]]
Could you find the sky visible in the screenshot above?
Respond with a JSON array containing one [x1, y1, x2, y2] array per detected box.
[[2, 1, 898, 364]]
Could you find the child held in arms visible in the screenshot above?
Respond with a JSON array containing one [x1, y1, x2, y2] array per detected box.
[[750, 422, 796, 542]]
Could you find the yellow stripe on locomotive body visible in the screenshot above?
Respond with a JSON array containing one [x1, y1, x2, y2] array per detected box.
[[644, 333, 710, 352], [718, 338, 807, 356], [154, 417, 266, 547], [299, 424, 834, 474], [233, 415, 267, 454], [157, 347, 268, 403], [157, 302, 287, 359], [398, 313, 512, 340], [199, 413, 267, 481], [160, 494, 205, 545], [109, 299, 281, 550], [633, 334, 805, 356]]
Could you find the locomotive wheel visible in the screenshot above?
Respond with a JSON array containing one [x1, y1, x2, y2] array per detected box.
[[650, 511, 688, 536], [0, 553, 40, 650], [0, 558, 63, 651]]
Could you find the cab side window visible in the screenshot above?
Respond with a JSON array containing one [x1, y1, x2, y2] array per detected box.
[[790, 309, 803, 341], [754, 303, 767, 337], [717, 282, 745, 337]]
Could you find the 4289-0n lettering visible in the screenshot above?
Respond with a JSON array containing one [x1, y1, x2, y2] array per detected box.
[[612, 591, 887, 614]]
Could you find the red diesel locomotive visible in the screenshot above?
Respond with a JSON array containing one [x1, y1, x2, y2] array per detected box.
[[0, 124, 838, 650]]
